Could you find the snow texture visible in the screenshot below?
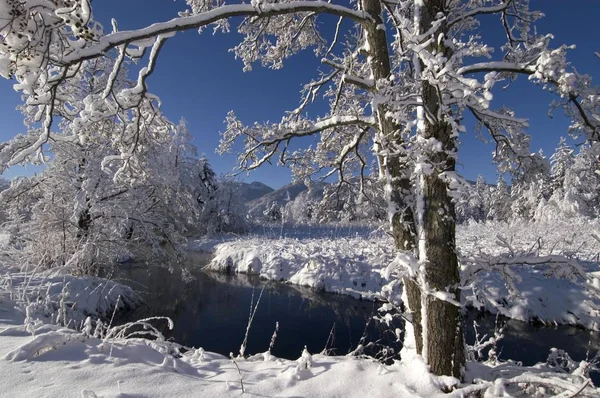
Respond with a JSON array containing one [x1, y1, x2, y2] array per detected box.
[[458, 219, 600, 330], [0, 296, 447, 398], [201, 221, 600, 330], [0, 267, 141, 326], [205, 232, 395, 300], [0, 290, 597, 397]]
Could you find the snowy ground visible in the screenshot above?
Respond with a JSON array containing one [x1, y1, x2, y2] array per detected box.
[[0, 222, 599, 396], [458, 219, 600, 330], [204, 233, 395, 301], [197, 220, 600, 330], [0, 295, 597, 398]]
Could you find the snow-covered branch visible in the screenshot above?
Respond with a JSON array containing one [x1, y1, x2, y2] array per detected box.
[[447, 0, 514, 28], [61, 2, 370, 66], [219, 112, 375, 172]]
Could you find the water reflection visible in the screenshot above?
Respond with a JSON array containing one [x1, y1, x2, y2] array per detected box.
[[114, 263, 599, 385], [115, 265, 401, 360]]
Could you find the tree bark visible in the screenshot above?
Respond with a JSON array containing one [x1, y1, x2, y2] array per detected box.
[[361, 0, 423, 356], [361, 0, 464, 377], [416, 0, 465, 378]]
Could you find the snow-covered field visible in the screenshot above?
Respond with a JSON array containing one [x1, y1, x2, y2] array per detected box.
[[199, 219, 600, 330], [458, 219, 600, 330], [0, 255, 141, 332]]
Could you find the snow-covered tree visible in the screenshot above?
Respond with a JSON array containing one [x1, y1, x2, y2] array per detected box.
[[0, 125, 219, 273], [1, 0, 600, 378], [488, 175, 511, 222], [0, 54, 222, 272], [549, 137, 575, 195], [465, 175, 491, 222], [0, 177, 9, 224], [562, 144, 600, 217], [201, 177, 248, 233], [283, 188, 321, 224], [263, 201, 283, 222], [510, 151, 550, 220]]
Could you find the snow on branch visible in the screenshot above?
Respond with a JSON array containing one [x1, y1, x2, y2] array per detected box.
[[461, 233, 600, 329], [448, 372, 597, 398], [219, 112, 375, 172], [457, 61, 536, 76], [447, 0, 515, 28], [459, 44, 600, 142], [61, 2, 370, 66], [0, 0, 373, 176]]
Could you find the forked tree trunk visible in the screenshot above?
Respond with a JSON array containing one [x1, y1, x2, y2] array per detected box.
[[362, 0, 464, 378]]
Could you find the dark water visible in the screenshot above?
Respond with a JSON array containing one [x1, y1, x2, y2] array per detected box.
[[114, 262, 600, 384], [464, 311, 600, 385], [115, 263, 401, 361]]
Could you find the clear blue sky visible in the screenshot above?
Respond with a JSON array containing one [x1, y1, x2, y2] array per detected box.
[[0, 0, 598, 188]]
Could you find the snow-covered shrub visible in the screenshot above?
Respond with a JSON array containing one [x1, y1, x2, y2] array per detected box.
[[0, 271, 141, 332], [458, 218, 600, 330], [206, 232, 396, 299]]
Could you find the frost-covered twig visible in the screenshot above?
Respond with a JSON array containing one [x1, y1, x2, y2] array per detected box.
[[268, 321, 279, 353], [239, 284, 265, 357], [321, 322, 336, 355], [450, 373, 598, 397], [104, 316, 174, 341], [467, 313, 504, 364], [229, 352, 245, 393]]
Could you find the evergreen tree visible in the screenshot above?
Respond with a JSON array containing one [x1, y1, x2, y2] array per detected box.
[[511, 151, 550, 220], [549, 137, 574, 194], [488, 175, 511, 222], [562, 144, 600, 217]]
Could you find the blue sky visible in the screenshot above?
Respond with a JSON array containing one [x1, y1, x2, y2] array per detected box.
[[0, 0, 598, 188]]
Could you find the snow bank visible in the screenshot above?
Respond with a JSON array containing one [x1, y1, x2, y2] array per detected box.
[[466, 267, 600, 329], [203, 220, 600, 330], [206, 234, 396, 300], [0, 269, 141, 325], [0, 303, 443, 398], [457, 218, 600, 261], [458, 219, 600, 330]]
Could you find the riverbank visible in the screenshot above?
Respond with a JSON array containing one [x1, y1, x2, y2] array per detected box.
[[1, 295, 596, 397], [0, 224, 598, 397], [194, 220, 600, 331]]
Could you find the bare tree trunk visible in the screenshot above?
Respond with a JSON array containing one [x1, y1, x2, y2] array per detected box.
[[416, 0, 465, 378], [361, 0, 423, 356]]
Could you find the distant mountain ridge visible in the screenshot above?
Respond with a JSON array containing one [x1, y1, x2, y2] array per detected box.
[[246, 181, 326, 218], [236, 178, 495, 221], [231, 181, 275, 202]]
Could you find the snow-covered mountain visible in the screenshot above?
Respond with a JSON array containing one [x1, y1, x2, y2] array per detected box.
[[230, 181, 275, 202], [246, 181, 326, 218]]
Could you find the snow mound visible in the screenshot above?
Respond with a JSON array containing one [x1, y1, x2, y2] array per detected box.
[[1, 271, 141, 324], [4, 328, 83, 361], [0, 309, 445, 397], [205, 220, 600, 330], [206, 235, 396, 299], [459, 219, 600, 330]]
